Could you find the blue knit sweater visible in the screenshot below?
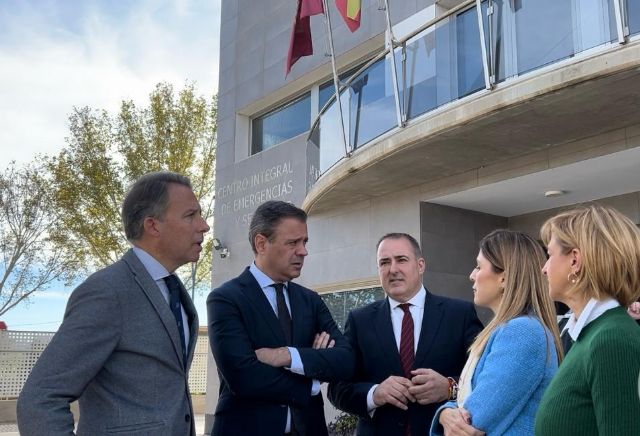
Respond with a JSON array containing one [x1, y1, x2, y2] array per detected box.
[[430, 316, 558, 435]]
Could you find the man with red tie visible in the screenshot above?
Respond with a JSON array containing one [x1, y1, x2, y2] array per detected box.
[[329, 233, 483, 435]]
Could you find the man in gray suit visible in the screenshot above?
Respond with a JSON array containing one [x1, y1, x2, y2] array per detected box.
[[17, 171, 210, 436]]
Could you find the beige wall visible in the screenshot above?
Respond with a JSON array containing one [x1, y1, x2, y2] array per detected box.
[[509, 191, 640, 236]]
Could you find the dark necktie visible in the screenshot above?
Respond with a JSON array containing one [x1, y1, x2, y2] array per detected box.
[[164, 274, 187, 367], [399, 303, 414, 436], [273, 283, 292, 345], [398, 303, 414, 378]]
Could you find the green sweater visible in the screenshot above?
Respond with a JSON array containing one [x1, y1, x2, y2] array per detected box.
[[535, 307, 640, 435]]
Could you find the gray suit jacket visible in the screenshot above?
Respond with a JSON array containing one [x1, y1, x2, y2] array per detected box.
[[17, 249, 198, 436]]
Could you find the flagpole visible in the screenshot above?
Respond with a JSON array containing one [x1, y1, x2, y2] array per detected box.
[[322, 0, 350, 157], [382, 0, 404, 127]]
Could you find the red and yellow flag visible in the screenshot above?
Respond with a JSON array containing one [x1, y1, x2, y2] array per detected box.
[[336, 0, 361, 32]]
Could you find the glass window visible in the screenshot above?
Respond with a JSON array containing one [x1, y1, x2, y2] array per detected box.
[[487, 0, 616, 82], [576, 0, 618, 48], [318, 64, 365, 111], [403, 26, 442, 118], [251, 93, 311, 154], [629, 0, 640, 36], [317, 56, 398, 163], [320, 287, 385, 331], [316, 92, 349, 173], [348, 58, 397, 149], [318, 83, 335, 112], [403, 6, 484, 119], [513, 0, 574, 75], [456, 7, 485, 97]]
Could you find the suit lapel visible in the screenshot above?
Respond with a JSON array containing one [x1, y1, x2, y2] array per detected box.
[[179, 281, 199, 367], [237, 268, 287, 344], [375, 298, 404, 375], [122, 250, 185, 369], [288, 282, 307, 346], [414, 290, 444, 366]]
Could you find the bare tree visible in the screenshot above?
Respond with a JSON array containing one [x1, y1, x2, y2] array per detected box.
[[0, 162, 77, 316]]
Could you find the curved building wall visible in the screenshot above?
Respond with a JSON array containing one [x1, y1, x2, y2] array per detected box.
[[206, 0, 640, 432]]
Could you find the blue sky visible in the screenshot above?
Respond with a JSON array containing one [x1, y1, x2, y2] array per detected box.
[[3, 279, 210, 332], [0, 0, 221, 331]]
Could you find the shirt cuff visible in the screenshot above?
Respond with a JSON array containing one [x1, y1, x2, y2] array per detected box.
[[311, 379, 321, 396], [287, 347, 304, 374], [366, 384, 379, 416]]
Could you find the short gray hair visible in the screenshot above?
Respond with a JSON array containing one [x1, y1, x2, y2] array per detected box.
[[122, 171, 192, 241]]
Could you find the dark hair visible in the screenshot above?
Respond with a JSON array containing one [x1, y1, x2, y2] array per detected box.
[[249, 201, 307, 253], [376, 233, 423, 259], [122, 171, 192, 241]]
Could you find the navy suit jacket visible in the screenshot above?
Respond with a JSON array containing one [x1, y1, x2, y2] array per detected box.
[[328, 290, 482, 436], [207, 267, 354, 436]]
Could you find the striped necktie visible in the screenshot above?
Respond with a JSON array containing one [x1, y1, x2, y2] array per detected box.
[[398, 303, 414, 378]]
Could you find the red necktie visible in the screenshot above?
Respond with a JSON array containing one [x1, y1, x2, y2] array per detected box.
[[398, 303, 414, 378], [398, 303, 414, 436]]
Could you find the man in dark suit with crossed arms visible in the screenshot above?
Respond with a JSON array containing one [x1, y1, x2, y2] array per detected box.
[[329, 233, 483, 435], [208, 200, 354, 436]]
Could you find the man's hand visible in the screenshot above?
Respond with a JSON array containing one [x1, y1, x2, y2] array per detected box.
[[440, 407, 485, 436], [372, 376, 416, 410], [255, 347, 292, 367], [408, 368, 449, 404], [313, 331, 335, 349]]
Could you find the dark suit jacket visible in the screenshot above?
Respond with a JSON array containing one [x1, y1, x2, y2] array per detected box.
[[328, 290, 483, 436], [17, 249, 198, 436], [207, 267, 355, 436]]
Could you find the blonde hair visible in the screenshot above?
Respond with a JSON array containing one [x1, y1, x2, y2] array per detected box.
[[540, 204, 640, 307], [469, 229, 563, 363]]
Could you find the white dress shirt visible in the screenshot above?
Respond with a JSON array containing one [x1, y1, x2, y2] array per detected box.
[[249, 262, 320, 433], [132, 246, 190, 351], [566, 297, 620, 341], [366, 286, 427, 412]]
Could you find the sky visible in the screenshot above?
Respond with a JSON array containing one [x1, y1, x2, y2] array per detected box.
[[0, 0, 221, 331]]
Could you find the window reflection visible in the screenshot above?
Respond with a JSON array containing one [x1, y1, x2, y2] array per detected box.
[[514, 0, 574, 74], [320, 287, 385, 331], [318, 64, 363, 110], [457, 7, 485, 97], [403, 7, 484, 119], [252, 93, 311, 154], [348, 60, 397, 149], [629, 0, 640, 36], [488, 0, 617, 80], [318, 92, 349, 173]]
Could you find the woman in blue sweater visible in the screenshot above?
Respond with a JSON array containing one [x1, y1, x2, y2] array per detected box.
[[431, 230, 562, 435]]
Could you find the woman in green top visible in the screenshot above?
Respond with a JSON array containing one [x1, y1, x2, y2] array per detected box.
[[535, 205, 640, 435]]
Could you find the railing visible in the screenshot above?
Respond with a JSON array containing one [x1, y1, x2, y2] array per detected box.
[[0, 330, 209, 399], [0, 331, 54, 400], [309, 0, 638, 175]]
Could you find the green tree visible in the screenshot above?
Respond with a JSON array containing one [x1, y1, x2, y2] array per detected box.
[[48, 82, 216, 293], [0, 162, 77, 315]]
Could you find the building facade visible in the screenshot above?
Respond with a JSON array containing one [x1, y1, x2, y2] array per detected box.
[[207, 0, 640, 432]]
